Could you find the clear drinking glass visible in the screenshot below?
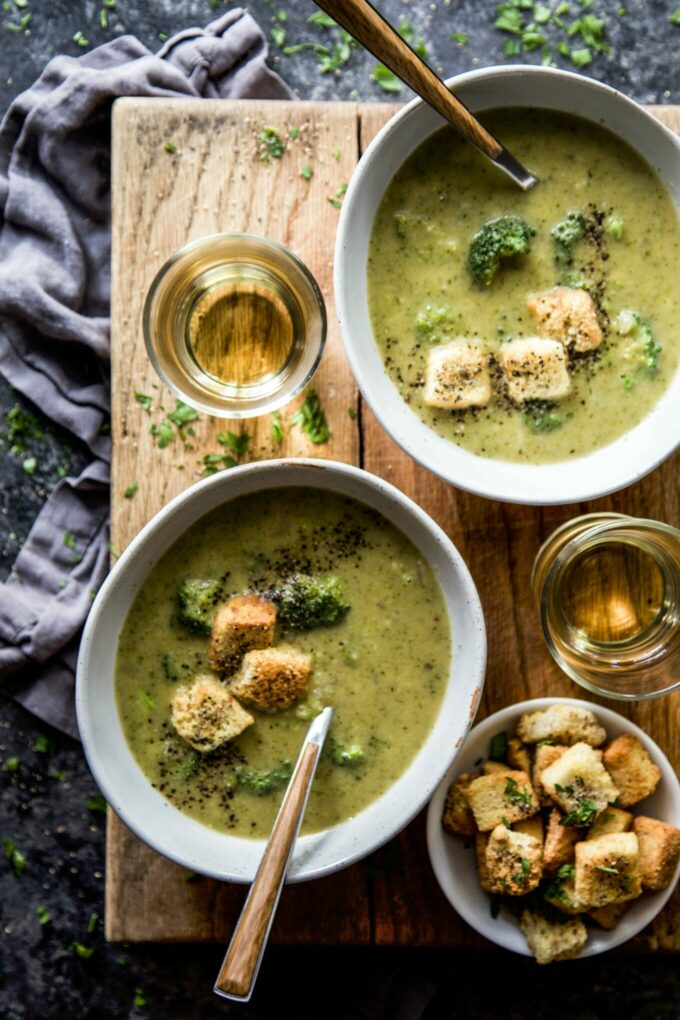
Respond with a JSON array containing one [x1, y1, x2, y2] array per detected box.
[[143, 233, 326, 418], [531, 513, 680, 701]]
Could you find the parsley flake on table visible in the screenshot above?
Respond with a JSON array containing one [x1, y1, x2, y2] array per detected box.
[[68, 941, 95, 959], [271, 411, 284, 444], [33, 733, 55, 754], [36, 906, 51, 926], [22, 456, 37, 475], [87, 794, 107, 814], [371, 65, 402, 94], [672, 8, 680, 23], [217, 430, 250, 457], [73, 30, 89, 47], [291, 389, 331, 444], [300, 164, 314, 180], [4, 837, 27, 876], [124, 481, 138, 499], [451, 32, 469, 45], [135, 392, 152, 412], [258, 126, 285, 161], [271, 25, 286, 48], [4, 756, 20, 772]]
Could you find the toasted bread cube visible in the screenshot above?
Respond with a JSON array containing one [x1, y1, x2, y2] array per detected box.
[[543, 809, 580, 873], [541, 742, 619, 820], [528, 287, 603, 353], [514, 814, 544, 843], [423, 339, 491, 410], [507, 738, 532, 775], [588, 901, 629, 930], [603, 734, 661, 807], [633, 816, 680, 891], [533, 744, 568, 806], [499, 337, 570, 404], [587, 806, 633, 841], [520, 911, 587, 965], [486, 825, 543, 895], [171, 675, 254, 751], [544, 876, 587, 916], [574, 833, 642, 908], [229, 647, 311, 711], [441, 773, 476, 836], [482, 760, 510, 776], [474, 832, 498, 893], [466, 770, 539, 832], [517, 704, 606, 747], [209, 595, 276, 673]]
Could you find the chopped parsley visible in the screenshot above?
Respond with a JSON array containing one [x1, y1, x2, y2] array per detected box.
[[135, 392, 152, 412], [139, 690, 155, 711], [271, 411, 284, 444], [596, 863, 620, 875], [300, 164, 314, 181], [258, 127, 285, 161], [134, 989, 148, 1008], [371, 65, 402, 94], [34, 733, 55, 754], [217, 430, 250, 457], [271, 25, 286, 47], [36, 906, 51, 926], [671, 8, 680, 24], [291, 389, 331, 444], [4, 837, 27, 876], [87, 794, 107, 814], [68, 941, 95, 959], [22, 456, 37, 475], [4, 756, 20, 772], [559, 798, 599, 828], [504, 776, 532, 809], [332, 147, 341, 160], [123, 481, 138, 499], [163, 141, 178, 154], [87, 912, 99, 934], [73, 30, 89, 47], [177, 753, 198, 780], [64, 531, 76, 551], [451, 31, 469, 44]]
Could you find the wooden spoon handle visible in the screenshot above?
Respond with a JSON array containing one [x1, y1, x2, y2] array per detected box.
[[214, 741, 320, 1000], [314, 0, 502, 159]]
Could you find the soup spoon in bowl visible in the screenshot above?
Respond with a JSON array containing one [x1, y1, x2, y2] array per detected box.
[[312, 0, 538, 191], [213, 706, 333, 1003]]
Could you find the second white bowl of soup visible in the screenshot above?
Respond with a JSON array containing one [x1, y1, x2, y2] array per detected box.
[[335, 66, 680, 504]]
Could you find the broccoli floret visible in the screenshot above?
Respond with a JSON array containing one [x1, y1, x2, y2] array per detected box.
[[467, 216, 534, 287], [275, 575, 349, 630], [176, 579, 222, 635], [615, 309, 661, 387], [521, 402, 566, 434], [236, 760, 292, 795], [331, 740, 365, 767], [161, 654, 181, 682], [551, 211, 586, 279], [415, 304, 459, 344]]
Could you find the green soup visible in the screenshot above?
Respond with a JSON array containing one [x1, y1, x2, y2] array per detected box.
[[367, 109, 680, 463], [115, 487, 450, 838]]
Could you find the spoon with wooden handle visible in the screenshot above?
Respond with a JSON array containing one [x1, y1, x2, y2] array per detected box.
[[213, 706, 333, 1003], [313, 0, 538, 191]]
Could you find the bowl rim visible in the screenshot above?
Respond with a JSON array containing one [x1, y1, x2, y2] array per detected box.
[[426, 695, 680, 958], [76, 457, 487, 883], [334, 64, 680, 505]]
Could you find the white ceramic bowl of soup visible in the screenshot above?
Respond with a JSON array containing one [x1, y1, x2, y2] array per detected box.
[[426, 697, 680, 958], [335, 66, 680, 505], [77, 459, 486, 883]]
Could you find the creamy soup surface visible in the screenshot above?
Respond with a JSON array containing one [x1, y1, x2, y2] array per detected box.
[[367, 109, 680, 463], [115, 487, 450, 838]]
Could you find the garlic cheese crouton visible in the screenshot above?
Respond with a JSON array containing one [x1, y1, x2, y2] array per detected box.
[[574, 833, 642, 908], [517, 704, 606, 747], [633, 816, 680, 891], [520, 911, 587, 965], [543, 809, 580, 873], [423, 339, 491, 410], [589, 901, 629, 930], [603, 734, 661, 807], [533, 744, 568, 806], [485, 825, 543, 895], [507, 737, 532, 775], [474, 832, 497, 893], [544, 876, 587, 916], [514, 814, 544, 843], [171, 675, 254, 752], [229, 647, 311, 712], [541, 742, 619, 820], [482, 760, 510, 775], [586, 806, 633, 841], [209, 595, 276, 673], [528, 287, 603, 353], [466, 770, 539, 832], [441, 773, 476, 836], [499, 338, 571, 404]]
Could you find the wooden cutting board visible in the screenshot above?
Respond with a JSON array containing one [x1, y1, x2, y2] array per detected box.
[[107, 97, 680, 949]]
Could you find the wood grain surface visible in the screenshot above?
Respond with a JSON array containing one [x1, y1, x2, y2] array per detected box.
[[107, 98, 680, 949]]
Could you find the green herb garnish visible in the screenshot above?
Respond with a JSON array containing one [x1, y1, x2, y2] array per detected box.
[[4, 837, 26, 876], [259, 127, 285, 161], [291, 389, 331, 444], [36, 906, 51, 925], [124, 482, 138, 499], [504, 776, 532, 809], [489, 730, 508, 762]]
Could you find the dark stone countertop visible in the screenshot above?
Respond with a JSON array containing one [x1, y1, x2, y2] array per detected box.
[[1, 2, 680, 1018]]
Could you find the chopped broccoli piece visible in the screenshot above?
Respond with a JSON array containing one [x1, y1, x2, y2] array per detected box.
[[615, 309, 661, 385], [176, 579, 222, 635], [467, 216, 534, 287], [551, 211, 585, 274], [415, 305, 458, 344], [162, 654, 181, 682], [236, 760, 292, 795], [522, 402, 565, 433], [606, 214, 624, 239], [275, 575, 349, 630], [331, 740, 365, 766]]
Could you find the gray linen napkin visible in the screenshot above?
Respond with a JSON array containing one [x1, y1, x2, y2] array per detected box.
[[0, 10, 293, 738]]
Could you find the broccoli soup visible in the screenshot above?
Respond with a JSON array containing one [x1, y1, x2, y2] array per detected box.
[[367, 109, 680, 463], [115, 487, 450, 838]]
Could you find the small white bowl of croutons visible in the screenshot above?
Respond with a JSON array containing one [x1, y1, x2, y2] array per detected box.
[[426, 698, 680, 963]]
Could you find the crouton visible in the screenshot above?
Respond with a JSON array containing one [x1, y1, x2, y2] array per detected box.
[[633, 816, 680, 891], [499, 337, 571, 403], [603, 734, 661, 807], [507, 737, 532, 775], [423, 339, 491, 410], [544, 875, 587, 916], [171, 675, 254, 752], [541, 743, 619, 823], [533, 744, 568, 806], [574, 833, 642, 908], [527, 286, 603, 353], [466, 770, 539, 832], [586, 806, 633, 841], [517, 704, 606, 747], [209, 595, 276, 673], [520, 911, 587, 965], [474, 832, 497, 893], [482, 760, 510, 775], [485, 824, 543, 895], [441, 773, 476, 836], [229, 647, 311, 711], [514, 814, 544, 843], [543, 809, 580, 873], [589, 901, 629, 930]]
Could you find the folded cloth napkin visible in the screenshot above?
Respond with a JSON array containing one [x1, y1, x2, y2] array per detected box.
[[0, 10, 293, 738]]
